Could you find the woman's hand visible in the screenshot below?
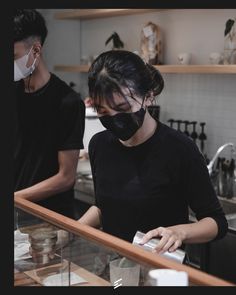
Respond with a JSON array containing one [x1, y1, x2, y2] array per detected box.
[[140, 226, 186, 253]]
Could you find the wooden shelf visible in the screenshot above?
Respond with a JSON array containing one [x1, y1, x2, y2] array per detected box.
[[54, 65, 89, 73], [157, 65, 236, 74], [54, 9, 164, 20], [54, 64, 236, 74]]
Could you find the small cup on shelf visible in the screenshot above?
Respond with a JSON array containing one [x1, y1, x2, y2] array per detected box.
[[209, 52, 221, 65], [177, 53, 191, 65]]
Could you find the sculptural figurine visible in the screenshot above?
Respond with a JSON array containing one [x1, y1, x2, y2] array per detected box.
[[223, 18, 236, 65], [140, 22, 162, 65], [105, 32, 124, 50]]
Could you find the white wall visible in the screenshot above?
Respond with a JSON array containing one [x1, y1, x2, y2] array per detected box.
[[41, 9, 236, 159], [80, 9, 235, 65], [39, 9, 82, 93]]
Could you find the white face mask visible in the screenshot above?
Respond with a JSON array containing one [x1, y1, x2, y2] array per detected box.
[[14, 47, 37, 81]]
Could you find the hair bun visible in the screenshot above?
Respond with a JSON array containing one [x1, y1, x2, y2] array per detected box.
[[146, 63, 164, 96]]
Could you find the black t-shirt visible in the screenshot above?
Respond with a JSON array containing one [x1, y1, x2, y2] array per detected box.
[[15, 73, 85, 213], [89, 121, 228, 243]]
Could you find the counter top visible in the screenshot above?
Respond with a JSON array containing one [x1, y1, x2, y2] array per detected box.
[[77, 159, 91, 175], [15, 262, 110, 286], [23, 261, 110, 286]]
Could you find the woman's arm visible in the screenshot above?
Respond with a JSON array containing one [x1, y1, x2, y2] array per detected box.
[[78, 205, 102, 229], [140, 217, 218, 253]]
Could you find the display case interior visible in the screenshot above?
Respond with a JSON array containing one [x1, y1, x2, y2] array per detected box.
[[14, 199, 235, 287]]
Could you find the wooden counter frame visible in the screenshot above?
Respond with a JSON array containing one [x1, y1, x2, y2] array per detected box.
[[14, 197, 234, 286]]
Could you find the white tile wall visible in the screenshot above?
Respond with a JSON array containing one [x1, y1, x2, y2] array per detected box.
[[80, 72, 236, 160], [158, 74, 236, 159]]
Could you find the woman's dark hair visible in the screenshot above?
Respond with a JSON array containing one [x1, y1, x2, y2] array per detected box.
[[14, 9, 48, 45], [88, 50, 164, 110]]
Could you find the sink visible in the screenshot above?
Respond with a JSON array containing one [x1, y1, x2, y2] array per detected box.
[[218, 198, 236, 215], [189, 197, 236, 230], [226, 214, 236, 230], [218, 198, 236, 230], [228, 218, 236, 229]]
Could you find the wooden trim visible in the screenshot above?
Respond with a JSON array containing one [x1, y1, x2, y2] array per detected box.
[[24, 261, 110, 286], [54, 65, 89, 73], [15, 198, 234, 286], [54, 9, 164, 20], [157, 65, 236, 74], [14, 272, 41, 286], [54, 64, 236, 74]]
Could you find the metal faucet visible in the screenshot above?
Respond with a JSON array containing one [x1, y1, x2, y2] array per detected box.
[[207, 142, 236, 176]]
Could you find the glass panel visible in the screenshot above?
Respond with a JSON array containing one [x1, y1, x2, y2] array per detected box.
[[14, 207, 154, 286], [14, 205, 232, 286], [59, 233, 153, 286], [14, 208, 70, 286]]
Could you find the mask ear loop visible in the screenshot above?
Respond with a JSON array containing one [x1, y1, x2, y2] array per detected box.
[[30, 57, 37, 74], [27, 58, 37, 93], [28, 45, 38, 73], [27, 73, 32, 93], [27, 45, 38, 92], [141, 95, 148, 111]]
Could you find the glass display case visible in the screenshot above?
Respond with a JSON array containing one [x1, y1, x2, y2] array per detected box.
[[14, 197, 234, 287]]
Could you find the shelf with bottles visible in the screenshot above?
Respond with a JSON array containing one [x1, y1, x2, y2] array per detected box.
[[54, 64, 236, 74]]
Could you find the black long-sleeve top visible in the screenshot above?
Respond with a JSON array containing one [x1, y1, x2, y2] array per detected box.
[[89, 120, 228, 243]]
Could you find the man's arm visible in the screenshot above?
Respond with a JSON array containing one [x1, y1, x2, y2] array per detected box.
[[14, 150, 80, 202]]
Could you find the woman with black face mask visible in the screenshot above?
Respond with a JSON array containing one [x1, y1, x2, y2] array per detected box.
[[78, 50, 228, 255]]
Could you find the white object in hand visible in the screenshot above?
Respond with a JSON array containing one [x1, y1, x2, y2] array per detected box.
[[132, 231, 186, 264]]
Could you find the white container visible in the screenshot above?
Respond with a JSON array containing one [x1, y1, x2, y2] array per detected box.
[[109, 257, 140, 287], [209, 52, 221, 64], [147, 269, 189, 286], [177, 53, 191, 65]]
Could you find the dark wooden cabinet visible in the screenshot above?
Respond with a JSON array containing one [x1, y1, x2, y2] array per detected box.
[[206, 230, 236, 284], [185, 230, 236, 284]]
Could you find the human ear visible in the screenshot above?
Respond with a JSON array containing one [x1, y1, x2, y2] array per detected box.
[[32, 43, 42, 58], [145, 92, 155, 106]]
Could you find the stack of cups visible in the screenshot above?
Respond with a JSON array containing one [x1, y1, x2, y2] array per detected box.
[[29, 227, 58, 264]]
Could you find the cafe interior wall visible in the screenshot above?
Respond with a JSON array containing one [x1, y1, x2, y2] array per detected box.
[[41, 9, 236, 159]]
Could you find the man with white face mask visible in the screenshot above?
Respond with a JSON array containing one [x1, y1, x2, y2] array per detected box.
[[14, 9, 86, 224], [14, 46, 37, 82]]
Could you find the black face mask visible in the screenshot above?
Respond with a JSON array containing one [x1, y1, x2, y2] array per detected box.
[[99, 107, 146, 141]]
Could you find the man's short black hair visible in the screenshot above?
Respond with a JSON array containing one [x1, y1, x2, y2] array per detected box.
[[14, 9, 48, 45]]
